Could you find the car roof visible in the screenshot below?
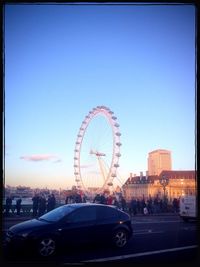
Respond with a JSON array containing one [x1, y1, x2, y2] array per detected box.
[[63, 203, 118, 209]]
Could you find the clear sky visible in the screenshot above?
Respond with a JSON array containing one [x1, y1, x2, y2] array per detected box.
[[4, 3, 196, 190]]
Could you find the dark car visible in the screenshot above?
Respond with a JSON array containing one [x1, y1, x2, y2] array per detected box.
[[5, 203, 133, 257]]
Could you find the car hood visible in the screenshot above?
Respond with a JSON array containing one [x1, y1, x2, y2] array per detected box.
[[9, 219, 51, 234]]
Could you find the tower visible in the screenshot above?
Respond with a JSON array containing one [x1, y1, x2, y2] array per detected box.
[[148, 149, 172, 176]]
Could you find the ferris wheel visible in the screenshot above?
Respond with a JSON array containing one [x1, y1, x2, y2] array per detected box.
[[74, 105, 122, 195]]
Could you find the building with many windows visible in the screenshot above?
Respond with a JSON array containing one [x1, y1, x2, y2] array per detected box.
[[122, 170, 196, 202], [148, 149, 172, 176]]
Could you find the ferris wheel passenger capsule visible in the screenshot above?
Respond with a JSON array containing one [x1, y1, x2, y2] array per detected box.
[[116, 132, 121, 136], [107, 182, 113, 186], [116, 142, 122, 146], [112, 116, 117, 120], [111, 173, 116, 177], [116, 153, 121, 157], [74, 172, 79, 175], [114, 123, 120, 127], [114, 163, 119, 168]]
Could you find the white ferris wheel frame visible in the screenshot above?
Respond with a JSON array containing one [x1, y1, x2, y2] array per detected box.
[[74, 105, 122, 194]]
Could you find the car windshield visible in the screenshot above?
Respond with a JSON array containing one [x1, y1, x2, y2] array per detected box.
[[38, 205, 75, 222]]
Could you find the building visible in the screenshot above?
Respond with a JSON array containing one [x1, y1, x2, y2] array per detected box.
[[122, 170, 196, 202], [161, 170, 196, 200], [148, 149, 172, 176]]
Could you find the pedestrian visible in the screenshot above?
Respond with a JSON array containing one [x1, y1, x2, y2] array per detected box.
[[16, 198, 22, 215], [112, 196, 119, 208], [100, 193, 106, 204], [107, 195, 113, 205], [75, 193, 82, 203], [32, 193, 39, 217], [93, 194, 101, 203], [5, 196, 12, 216], [121, 196, 127, 211], [38, 195, 46, 216], [81, 194, 87, 203], [130, 198, 137, 216], [65, 195, 69, 204], [147, 197, 153, 214], [153, 197, 159, 214], [50, 194, 56, 209], [172, 198, 179, 213], [47, 195, 52, 212], [47, 194, 56, 212]]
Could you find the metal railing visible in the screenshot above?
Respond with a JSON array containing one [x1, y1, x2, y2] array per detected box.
[[2, 204, 62, 217]]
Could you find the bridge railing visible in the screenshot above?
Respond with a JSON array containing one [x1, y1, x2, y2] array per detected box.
[[2, 204, 62, 217]]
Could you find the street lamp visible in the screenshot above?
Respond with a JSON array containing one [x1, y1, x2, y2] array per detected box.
[[159, 175, 169, 199]]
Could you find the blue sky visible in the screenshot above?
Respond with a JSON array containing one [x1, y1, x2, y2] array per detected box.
[[4, 3, 196, 190]]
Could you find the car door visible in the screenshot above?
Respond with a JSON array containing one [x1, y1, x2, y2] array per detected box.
[[95, 206, 120, 241], [58, 206, 97, 244]]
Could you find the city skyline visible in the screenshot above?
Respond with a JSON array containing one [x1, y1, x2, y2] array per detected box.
[[4, 4, 196, 189]]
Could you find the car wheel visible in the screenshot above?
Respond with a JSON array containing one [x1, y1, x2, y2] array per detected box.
[[37, 237, 56, 257], [113, 229, 128, 248]]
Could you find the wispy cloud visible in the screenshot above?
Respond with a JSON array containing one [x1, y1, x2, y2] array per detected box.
[[20, 154, 61, 162], [53, 159, 62, 163]]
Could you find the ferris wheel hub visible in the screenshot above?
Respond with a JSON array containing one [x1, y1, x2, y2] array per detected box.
[[90, 149, 106, 157]]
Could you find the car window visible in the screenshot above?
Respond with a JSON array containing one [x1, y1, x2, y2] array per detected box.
[[39, 205, 75, 222], [67, 206, 97, 222], [97, 206, 119, 220]]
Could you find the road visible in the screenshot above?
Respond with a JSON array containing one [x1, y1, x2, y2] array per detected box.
[[2, 214, 199, 265]]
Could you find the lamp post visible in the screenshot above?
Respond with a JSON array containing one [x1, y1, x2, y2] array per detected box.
[[159, 175, 169, 199]]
